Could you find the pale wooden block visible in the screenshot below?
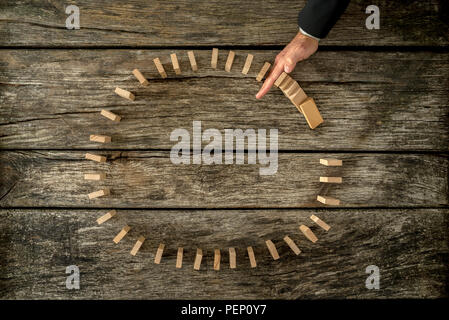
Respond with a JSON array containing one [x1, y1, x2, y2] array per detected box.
[[85, 153, 106, 163], [284, 81, 308, 115], [96, 209, 116, 225], [274, 72, 289, 87], [113, 225, 131, 244], [90, 134, 111, 144], [229, 247, 236, 269], [282, 80, 300, 98], [114, 87, 135, 101], [320, 176, 342, 183], [154, 243, 165, 264], [320, 158, 343, 166], [299, 97, 323, 129], [247, 246, 257, 268], [283, 236, 301, 255], [290, 87, 308, 112], [310, 214, 331, 231], [265, 240, 280, 260], [211, 48, 218, 69], [278, 76, 294, 91], [187, 51, 198, 71], [225, 50, 235, 72], [317, 195, 341, 206], [153, 58, 167, 78], [130, 236, 145, 256], [170, 53, 181, 75], [194, 248, 203, 270], [132, 68, 149, 86], [84, 173, 106, 181], [241, 54, 253, 74], [299, 225, 318, 243], [176, 247, 183, 269], [100, 109, 121, 122], [256, 62, 271, 82], [88, 188, 110, 199], [213, 249, 220, 271]]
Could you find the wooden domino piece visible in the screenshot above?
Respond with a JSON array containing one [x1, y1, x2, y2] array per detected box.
[[113, 225, 131, 244], [229, 247, 236, 269], [290, 86, 308, 108], [317, 195, 341, 206], [214, 249, 220, 271], [176, 247, 183, 269], [282, 80, 300, 98], [85, 153, 106, 163], [153, 58, 167, 78], [265, 240, 280, 260], [283, 236, 301, 255], [114, 87, 135, 101], [256, 62, 271, 82], [225, 50, 235, 72], [154, 243, 165, 264], [320, 158, 343, 166], [194, 248, 203, 270], [90, 134, 111, 144], [283, 81, 308, 109], [247, 246, 257, 268], [88, 188, 110, 199], [132, 69, 149, 86], [320, 177, 342, 183], [130, 236, 145, 256], [274, 74, 308, 114], [84, 173, 106, 181], [242, 54, 253, 75], [299, 97, 323, 129], [170, 53, 181, 75], [96, 209, 116, 225], [278, 76, 294, 91], [187, 51, 198, 71], [310, 214, 331, 231], [274, 72, 289, 87], [100, 109, 121, 122], [211, 48, 218, 69], [299, 225, 318, 243]]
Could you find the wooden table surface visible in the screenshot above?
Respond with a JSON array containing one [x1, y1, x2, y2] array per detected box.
[[0, 0, 448, 299]]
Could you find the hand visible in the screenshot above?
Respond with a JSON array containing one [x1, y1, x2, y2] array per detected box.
[[256, 31, 319, 99]]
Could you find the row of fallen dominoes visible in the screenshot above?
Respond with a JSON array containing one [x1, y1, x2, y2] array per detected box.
[[113, 48, 324, 130], [96, 210, 330, 270]]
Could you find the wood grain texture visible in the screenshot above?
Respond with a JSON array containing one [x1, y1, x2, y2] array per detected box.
[[0, 151, 447, 208], [0, 0, 447, 47], [0, 50, 448, 151], [0, 208, 447, 299]]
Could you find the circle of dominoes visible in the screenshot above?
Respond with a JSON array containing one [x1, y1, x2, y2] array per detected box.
[[84, 49, 343, 271]]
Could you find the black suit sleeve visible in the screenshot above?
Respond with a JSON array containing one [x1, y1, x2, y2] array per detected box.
[[298, 0, 350, 39]]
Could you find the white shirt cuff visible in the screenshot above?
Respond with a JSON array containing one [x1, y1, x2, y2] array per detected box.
[[299, 27, 321, 41]]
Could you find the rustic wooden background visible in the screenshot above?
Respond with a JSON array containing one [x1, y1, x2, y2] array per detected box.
[[0, 0, 448, 299]]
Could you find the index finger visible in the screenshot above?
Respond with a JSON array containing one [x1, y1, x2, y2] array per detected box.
[[255, 62, 285, 99]]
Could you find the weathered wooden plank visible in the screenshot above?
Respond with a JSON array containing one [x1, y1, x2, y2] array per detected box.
[[0, 50, 447, 151], [0, 151, 447, 208], [0, 1, 447, 46], [0, 208, 447, 299]]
